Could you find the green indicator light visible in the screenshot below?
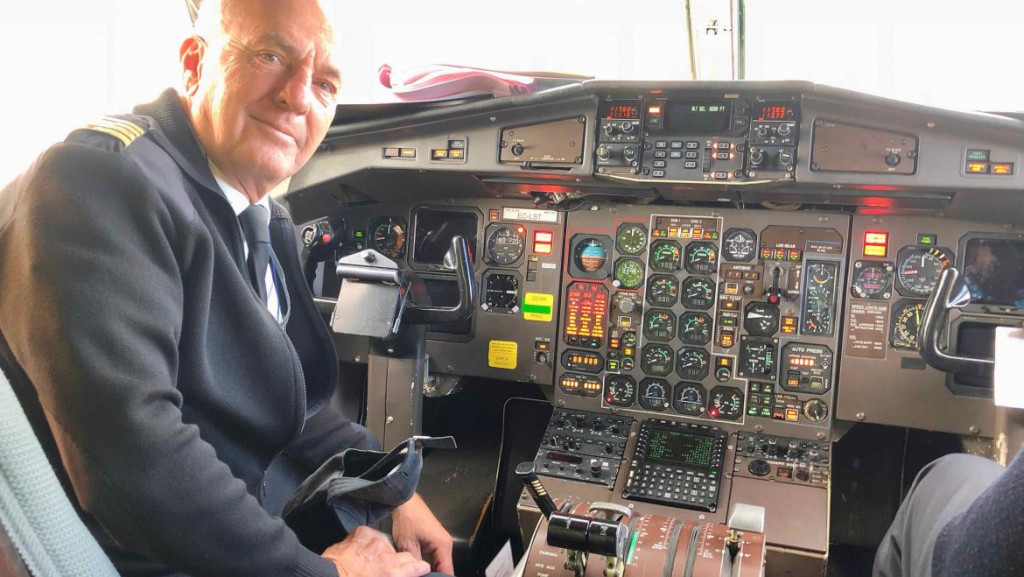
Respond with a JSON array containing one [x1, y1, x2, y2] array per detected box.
[[917, 234, 935, 245], [626, 531, 639, 564], [521, 304, 551, 315], [355, 231, 364, 238], [966, 149, 989, 162]]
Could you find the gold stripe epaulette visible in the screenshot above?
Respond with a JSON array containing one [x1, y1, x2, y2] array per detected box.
[[82, 116, 147, 148]]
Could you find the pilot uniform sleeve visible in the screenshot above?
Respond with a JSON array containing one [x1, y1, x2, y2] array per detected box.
[[285, 404, 382, 471], [0, 144, 338, 577]]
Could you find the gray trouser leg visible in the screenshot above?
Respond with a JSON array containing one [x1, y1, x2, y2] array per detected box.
[[873, 453, 1005, 577]]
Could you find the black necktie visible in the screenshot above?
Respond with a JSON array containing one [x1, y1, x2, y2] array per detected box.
[[238, 204, 272, 306]]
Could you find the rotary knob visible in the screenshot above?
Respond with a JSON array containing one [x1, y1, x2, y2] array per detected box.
[[511, 143, 525, 156], [777, 123, 792, 137], [885, 152, 901, 167], [749, 148, 765, 167], [803, 399, 829, 422], [777, 149, 794, 168], [596, 145, 611, 161], [622, 146, 638, 162], [620, 121, 634, 133], [747, 459, 770, 477]]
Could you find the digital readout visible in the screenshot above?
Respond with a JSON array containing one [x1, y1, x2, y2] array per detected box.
[[758, 104, 796, 121], [646, 428, 714, 470], [564, 283, 608, 341], [606, 104, 640, 120]]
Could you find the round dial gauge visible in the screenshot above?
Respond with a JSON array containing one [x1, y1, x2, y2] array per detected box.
[[709, 386, 744, 420], [370, 216, 408, 259], [614, 258, 645, 289], [643, 309, 676, 342], [684, 242, 719, 275], [621, 331, 638, 347], [616, 223, 648, 255], [681, 277, 716, 310], [650, 240, 682, 272], [637, 378, 671, 411], [485, 225, 525, 266], [573, 238, 609, 273], [675, 347, 710, 380], [640, 344, 674, 376], [604, 375, 636, 407], [891, 299, 925, 350], [851, 261, 894, 299], [482, 273, 520, 312], [678, 312, 713, 345], [743, 302, 780, 336], [896, 246, 954, 297], [723, 229, 757, 262], [673, 382, 707, 416], [647, 275, 679, 307]]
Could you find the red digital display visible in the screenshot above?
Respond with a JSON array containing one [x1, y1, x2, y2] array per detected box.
[[758, 105, 794, 121], [606, 105, 640, 120], [564, 282, 608, 345]]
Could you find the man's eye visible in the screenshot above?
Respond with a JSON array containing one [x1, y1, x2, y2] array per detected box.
[[316, 81, 338, 96], [259, 52, 281, 64]]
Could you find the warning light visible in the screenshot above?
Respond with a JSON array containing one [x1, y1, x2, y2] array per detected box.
[[709, 407, 720, 419], [516, 225, 526, 235], [992, 162, 1014, 175], [648, 105, 662, 115], [863, 231, 889, 258], [966, 162, 989, 174], [534, 230, 553, 254]]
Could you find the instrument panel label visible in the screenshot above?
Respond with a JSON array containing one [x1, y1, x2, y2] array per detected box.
[[522, 292, 554, 322], [846, 301, 888, 359], [501, 207, 559, 223], [488, 340, 518, 370]]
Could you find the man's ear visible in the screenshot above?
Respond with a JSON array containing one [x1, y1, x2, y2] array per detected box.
[[179, 36, 207, 96]]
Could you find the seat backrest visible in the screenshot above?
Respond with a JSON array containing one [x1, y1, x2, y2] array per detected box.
[[0, 358, 120, 577]]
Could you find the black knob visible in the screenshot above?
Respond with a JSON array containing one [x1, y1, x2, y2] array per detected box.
[[803, 399, 829, 422], [756, 125, 769, 138], [747, 459, 771, 477], [620, 121, 634, 133], [622, 146, 637, 161], [749, 148, 765, 167], [596, 145, 611, 160], [603, 123, 616, 136], [511, 143, 525, 156], [778, 149, 794, 168], [610, 423, 621, 434], [777, 123, 792, 137], [593, 417, 604, 431], [796, 469, 810, 482], [574, 414, 586, 428], [884, 152, 901, 167], [590, 460, 603, 477], [605, 442, 614, 454]]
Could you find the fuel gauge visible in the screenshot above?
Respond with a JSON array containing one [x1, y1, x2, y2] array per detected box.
[[673, 382, 707, 416], [637, 378, 671, 411], [709, 386, 744, 420], [604, 375, 636, 407]]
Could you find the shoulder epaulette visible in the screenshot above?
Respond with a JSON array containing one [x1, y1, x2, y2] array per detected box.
[[75, 115, 151, 150]]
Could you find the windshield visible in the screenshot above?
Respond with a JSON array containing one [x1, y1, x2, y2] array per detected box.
[[2, 0, 1022, 184]]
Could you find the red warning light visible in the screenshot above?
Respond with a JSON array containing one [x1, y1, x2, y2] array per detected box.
[[534, 230, 553, 255]]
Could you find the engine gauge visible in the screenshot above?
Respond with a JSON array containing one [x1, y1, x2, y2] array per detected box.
[[673, 382, 707, 416], [650, 240, 682, 272], [896, 246, 954, 297], [709, 386, 744, 420], [891, 299, 925, 350], [640, 344, 674, 376], [684, 242, 719, 275], [803, 261, 838, 336], [616, 223, 648, 255], [572, 237, 610, 275], [621, 331, 638, 347], [646, 275, 679, 307], [614, 258, 645, 289], [743, 302, 780, 337], [678, 312, 713, 345], [604, 374, 636, 407], [482, 272, 520, 312], [675, 347, 710, 380], [369, 216, 408, 259], [851, 261, 894, 299], [637, 378, 671, 411], [643, 309, 676, 342], [723, 229, 757, 262], [485, 224, 526, 266], [681, 277, 716, 310]]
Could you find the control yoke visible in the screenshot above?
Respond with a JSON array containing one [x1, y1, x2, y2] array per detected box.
[[919, 266, 995, 374], [330, 236, 474, 339]]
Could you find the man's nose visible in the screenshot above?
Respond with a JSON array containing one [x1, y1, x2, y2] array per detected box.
[[278, 64, 313, 113]]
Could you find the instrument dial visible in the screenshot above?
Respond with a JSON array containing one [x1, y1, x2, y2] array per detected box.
[[896, 246, 954, 297], [678, 312, 713, 345], [616, 223, 648, 255], [851, 261, 894, 299], [640, 344, 673, 376], [614, 258, 645, 289], [891, 299, 925, 350], [643, 309, 676, 342], [573, 237, 609, 274], [650, 240, 682, 272], [681, 277, 716, 310], [684, 242, 719, 275], [804, 261, 838, 335], [621, 331, 638, 347], [646, 275, 679, 307], [709, 386, 744, 420], [485, 225, 526, 266], [604, 375, 636, 407], [369, 216, 408, 259], [675, 347, 710, 380], [672, 382, 707, 416], [637, 378, 671, 411], [482, 273, 520, 312], [723, 229, 757, 262], [743, 302, 780, 336]]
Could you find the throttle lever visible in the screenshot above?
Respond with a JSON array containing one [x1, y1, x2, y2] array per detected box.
[[919, 266, 995, 374]]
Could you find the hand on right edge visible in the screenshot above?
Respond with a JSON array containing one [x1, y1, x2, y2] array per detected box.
[[322, 526, 432, 577]]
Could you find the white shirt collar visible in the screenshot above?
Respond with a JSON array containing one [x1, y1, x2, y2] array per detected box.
[[208, 163, 272, 216]]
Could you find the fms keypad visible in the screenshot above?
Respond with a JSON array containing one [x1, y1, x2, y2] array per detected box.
[[623, 419, 727, 512]]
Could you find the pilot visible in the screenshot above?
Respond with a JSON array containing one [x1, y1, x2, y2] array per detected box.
[[0, 1, 452, 576], [874, 449, 1024, 576]]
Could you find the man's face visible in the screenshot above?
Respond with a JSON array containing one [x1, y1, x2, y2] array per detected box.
[[183, 0, 340, 196]]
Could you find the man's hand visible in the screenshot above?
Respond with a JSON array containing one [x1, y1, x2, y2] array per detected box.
[[391, 492, 455, 574], [322, 526, 430, 577]]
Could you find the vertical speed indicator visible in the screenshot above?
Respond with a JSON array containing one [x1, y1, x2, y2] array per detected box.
[[616, 223, 648, 255]]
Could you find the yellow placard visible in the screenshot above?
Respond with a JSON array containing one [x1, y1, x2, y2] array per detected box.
[[488, 340, 518, 370], [522, 292, 554, 322]]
